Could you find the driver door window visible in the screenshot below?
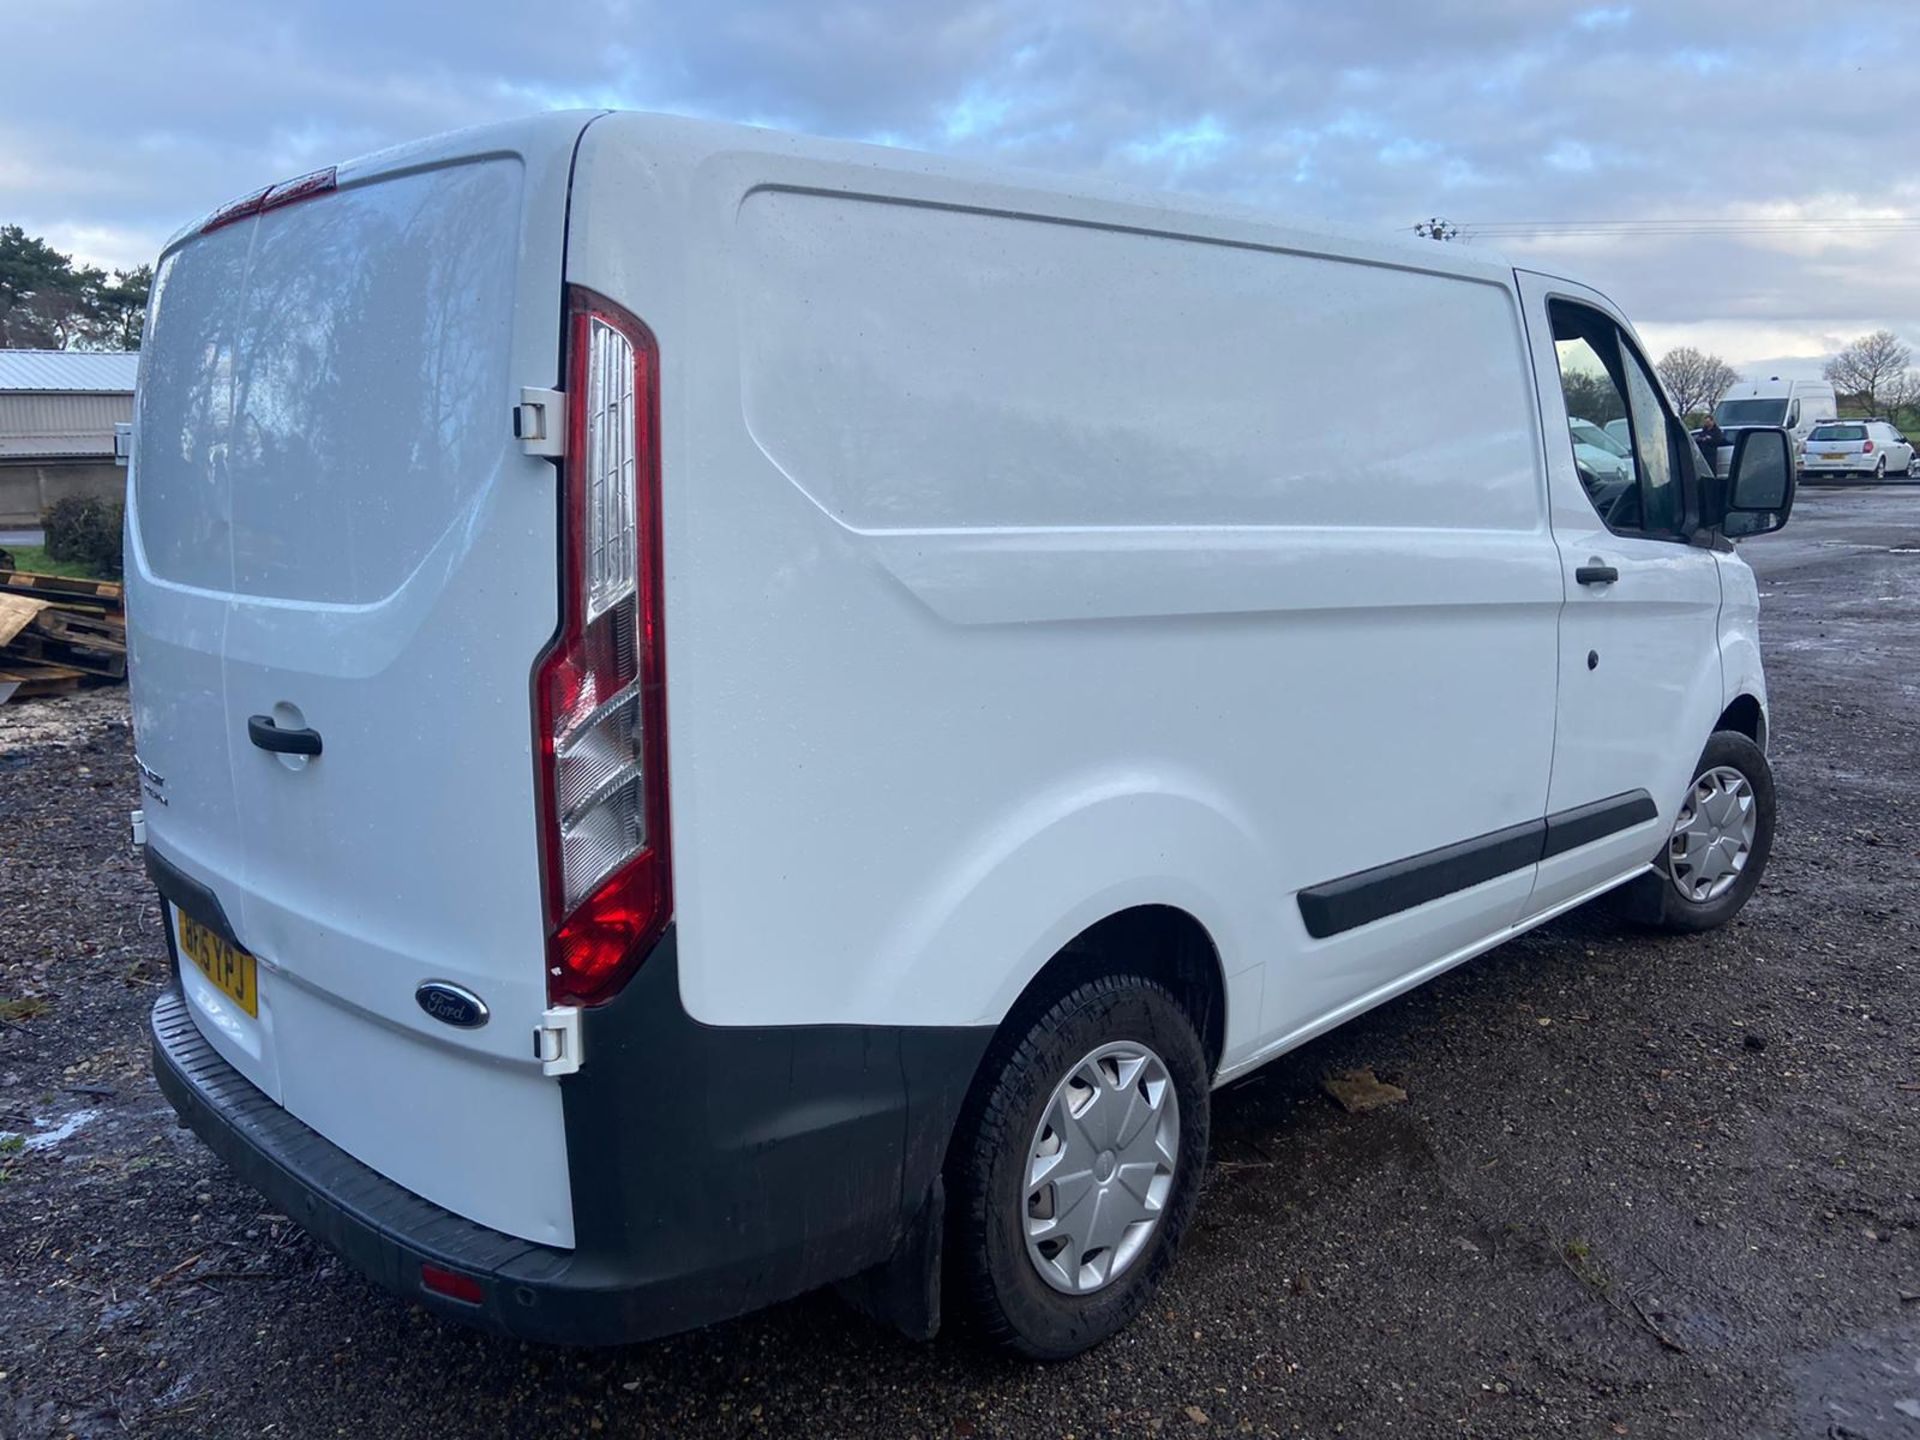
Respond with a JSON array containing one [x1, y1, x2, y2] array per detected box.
[[1548, 301, 1687, 539]]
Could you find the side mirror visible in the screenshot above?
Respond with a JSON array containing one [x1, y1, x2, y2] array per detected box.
[[1723, 427, 1794, 537]]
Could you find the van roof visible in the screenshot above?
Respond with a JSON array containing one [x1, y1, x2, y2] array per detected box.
[[166, 109, 1527, 292], [1721, 379, 1833, 400]]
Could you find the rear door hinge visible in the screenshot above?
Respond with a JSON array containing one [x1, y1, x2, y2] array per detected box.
[[535, 1005, 582, 1076], [515, 387, 566, 458]]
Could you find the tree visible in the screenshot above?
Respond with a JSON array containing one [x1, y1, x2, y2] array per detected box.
[[1887, 367, 1920, 420], [1560, 369, 1625, 426], [88, 265, 153, 350], [0, 225, 149, 350], [1824, 330, 1913, 415], [1656, 346, 1740, 422], [0, 224, 75, 347]]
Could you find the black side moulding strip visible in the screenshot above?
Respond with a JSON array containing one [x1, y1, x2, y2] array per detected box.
[[1297, 789, 1657, 939]]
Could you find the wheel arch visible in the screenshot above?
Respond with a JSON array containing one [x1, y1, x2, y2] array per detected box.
[[1714, 692, 1767, 752], [939, 900, 1228, 1192], [993, 903, 1228, 1076]]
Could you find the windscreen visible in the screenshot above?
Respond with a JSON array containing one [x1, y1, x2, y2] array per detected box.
[[1809, 425, 1865, 441], [1715, 399, 1788, 427]]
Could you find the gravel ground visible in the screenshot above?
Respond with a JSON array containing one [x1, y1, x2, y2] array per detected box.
[[2, 488, 1917, 1440]]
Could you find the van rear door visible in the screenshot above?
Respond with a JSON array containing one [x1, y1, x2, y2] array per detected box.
[[127, 114, 596, 1246]]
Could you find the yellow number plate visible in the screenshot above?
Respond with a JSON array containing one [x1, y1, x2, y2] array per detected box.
[[1822, 452, 1845, 460], [179, 913, 258, 1017]]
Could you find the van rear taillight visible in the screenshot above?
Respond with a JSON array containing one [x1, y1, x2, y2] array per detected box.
[[534, 292, 670, 1007]]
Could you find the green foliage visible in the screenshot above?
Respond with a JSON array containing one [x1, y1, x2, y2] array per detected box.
[[0, 225, 150, 350], [2, 544, 112, 580], [40, 497, 125, 577]]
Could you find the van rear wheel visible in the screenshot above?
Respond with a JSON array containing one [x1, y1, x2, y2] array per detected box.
[[1627, 730, 1775, 933], [952, 974, 1209, 1360]]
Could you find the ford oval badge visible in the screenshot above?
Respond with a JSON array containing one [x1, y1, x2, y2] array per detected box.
[[415, 981, 489, 1029]]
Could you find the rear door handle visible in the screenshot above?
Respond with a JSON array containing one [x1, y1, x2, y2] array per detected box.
[[247, 715, 323, 756], [1575, 564, 1619, 586]]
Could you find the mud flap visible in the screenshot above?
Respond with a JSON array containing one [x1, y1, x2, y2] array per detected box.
[[834, 1177, 946, 1342]]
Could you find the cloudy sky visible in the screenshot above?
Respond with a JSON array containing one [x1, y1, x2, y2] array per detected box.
[[6, 0, 1916, 378]]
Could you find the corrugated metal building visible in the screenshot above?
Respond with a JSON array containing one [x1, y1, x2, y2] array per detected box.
[[0, 350, 141, 528]]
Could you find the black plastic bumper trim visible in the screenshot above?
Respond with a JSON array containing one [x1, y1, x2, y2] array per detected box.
[[144, 843, 244, 950], [151, 926, 993, 1346], [1297, 788, 1659, 939]]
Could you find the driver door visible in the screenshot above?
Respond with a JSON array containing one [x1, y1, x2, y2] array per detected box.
[[1516, 271, 1726, 914]]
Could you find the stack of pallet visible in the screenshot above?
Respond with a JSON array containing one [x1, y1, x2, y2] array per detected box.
[[0, 571, 127, 703]]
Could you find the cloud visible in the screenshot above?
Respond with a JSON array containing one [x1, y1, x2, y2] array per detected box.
[[2, 0, 1916, 370], [1574, 6, 1633, 30]]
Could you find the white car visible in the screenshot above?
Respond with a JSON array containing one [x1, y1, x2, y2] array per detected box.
[[129, 111, 1795, 1360], [1570, 417, 1632, 478], [1799, 420, 1916, 481], [1569, 418, 1636, 512]]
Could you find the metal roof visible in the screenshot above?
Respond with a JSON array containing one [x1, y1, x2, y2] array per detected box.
[[0, 350, 140, 394]]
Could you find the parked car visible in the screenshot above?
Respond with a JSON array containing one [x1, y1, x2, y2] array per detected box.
[[1568, 417, 1636, 513], [128, 111, 1796, 1361], [1799, 420, 1917, 481]]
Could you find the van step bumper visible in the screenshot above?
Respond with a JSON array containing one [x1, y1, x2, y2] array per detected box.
[[153, 984, 604, 1340], [151, 932, 993, 1346]]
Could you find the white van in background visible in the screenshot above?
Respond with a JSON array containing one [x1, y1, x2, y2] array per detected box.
[[1712, 378, 1839, 474], [129, 112, 1797, 1360]]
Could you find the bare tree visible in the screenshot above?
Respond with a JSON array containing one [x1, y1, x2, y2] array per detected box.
[[1823, 330, 1913, 414], [1656, 347, 1740, 421], [1882, 365, 1920, 422]]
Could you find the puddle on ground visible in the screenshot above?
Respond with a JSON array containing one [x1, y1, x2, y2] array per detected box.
[[0, 1107, 99, 1152], [1788, 1319, 1920, 1437]]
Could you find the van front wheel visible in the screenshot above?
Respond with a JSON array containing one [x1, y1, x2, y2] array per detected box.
[[1630, 730, 1776, 933], [952, 974, 1209, 1360]]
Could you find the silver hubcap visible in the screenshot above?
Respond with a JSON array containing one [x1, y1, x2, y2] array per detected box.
[[1667, 765, 1757, 902], [1023, 1041, 1180, 1296]]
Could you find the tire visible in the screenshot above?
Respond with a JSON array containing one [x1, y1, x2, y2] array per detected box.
[[1905, 454, 1916, 480], [1875, 456, 1887, 481], [1625, 730, 1776, 933], [951, 974, 1210, 1360]]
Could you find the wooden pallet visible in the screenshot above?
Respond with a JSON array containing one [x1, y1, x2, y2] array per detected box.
[[0, 569, 124, 612], [0, 661, 85, 698], [0, 577, 128, 701], [32, 606, 125, 652], [1, 628, 125, 679]]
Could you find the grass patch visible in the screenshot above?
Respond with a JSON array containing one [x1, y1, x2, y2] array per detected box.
[[0, 997, 49, 1022], [2, 545, 115, 581], [0, 1135, 23, 1155]]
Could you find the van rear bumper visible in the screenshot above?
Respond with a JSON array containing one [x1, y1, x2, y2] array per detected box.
[[151, 927, 993, 1346]]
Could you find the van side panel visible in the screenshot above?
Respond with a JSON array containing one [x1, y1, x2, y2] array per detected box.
[[569, 119, 1562, 1063]]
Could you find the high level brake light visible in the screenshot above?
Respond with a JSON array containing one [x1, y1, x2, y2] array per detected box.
[[200, 167, 337, 234], [534, 291, 670, 1007]]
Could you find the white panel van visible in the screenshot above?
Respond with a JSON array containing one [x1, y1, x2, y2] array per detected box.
[[1712, 377, 1840, 475], [130, 112, 1797, 1359]]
